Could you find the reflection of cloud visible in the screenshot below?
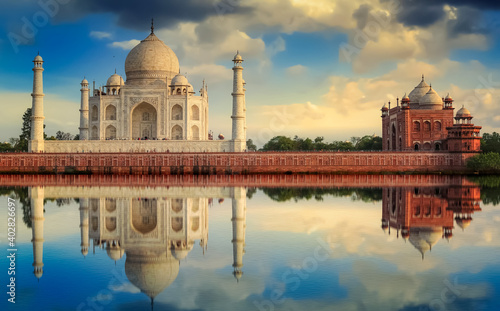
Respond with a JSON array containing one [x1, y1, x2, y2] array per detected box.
[[110, 283, 140, 294]]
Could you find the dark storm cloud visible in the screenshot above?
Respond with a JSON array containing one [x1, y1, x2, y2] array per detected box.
[[390, 0, 490, 36], [353, 4, 373, 29], [53, 0, 252, 30], [395, 2, 446, 27], [447, 6, 487, 36]]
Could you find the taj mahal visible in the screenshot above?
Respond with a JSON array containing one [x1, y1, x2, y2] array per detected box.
[[29, 21, 247, 153]]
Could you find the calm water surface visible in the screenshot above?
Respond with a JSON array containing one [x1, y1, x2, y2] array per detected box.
[[1, 175, 499, 311]]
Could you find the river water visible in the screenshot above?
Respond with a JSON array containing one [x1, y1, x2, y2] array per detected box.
[[1, 175, 499, 311]]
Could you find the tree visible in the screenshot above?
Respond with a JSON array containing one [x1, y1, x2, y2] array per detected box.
[[467, 152, 500, 172], [246, 139, 257, 151], [73, 134, 80, 140], [481, 132, 500, 153], [55, 131, 74, 140], [17, 108, 32, 151], [261, 136, 295, 151]]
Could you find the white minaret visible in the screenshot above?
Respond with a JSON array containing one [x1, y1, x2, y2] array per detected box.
[[79, 198, 90, 257], [79, 79, 90, 140], [231, 51, 246, 152], [231, 187, 247, 281], [30, 187, 45, 280], [29, 54, 45, 152]]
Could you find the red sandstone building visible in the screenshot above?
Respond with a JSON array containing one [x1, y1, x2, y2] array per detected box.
[[381, 76, 482, 152]]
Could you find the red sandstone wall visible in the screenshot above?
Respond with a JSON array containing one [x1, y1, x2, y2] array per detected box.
[[0, 151, 476, 175]]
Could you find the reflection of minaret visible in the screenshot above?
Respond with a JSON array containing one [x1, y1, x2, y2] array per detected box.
[[231, 187, 246, 281], [30, 187, 44, 280], [79, 198, 90, 257]]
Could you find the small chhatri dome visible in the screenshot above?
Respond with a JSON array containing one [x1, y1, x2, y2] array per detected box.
[[445, 93, 453, 101], [125, 24, 180, 84], [381, 103, 389, 111], [456, 105, 471, 118], [171, 72, 189, 86], [408, 75, 430, 104], [233, 50, 243, 61], [402, 93, 410, 101], [34, 54, 43, 62], [419, 86, 443, 109], [81, 78, 89, 84], [107, 73, 124, 87]]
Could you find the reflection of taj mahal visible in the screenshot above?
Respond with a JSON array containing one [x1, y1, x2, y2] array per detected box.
[[28, 186, 247, 305], [29, 21, 247, 153], [381, 183, 482, 259]]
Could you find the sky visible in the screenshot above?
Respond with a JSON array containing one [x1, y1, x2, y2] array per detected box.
[[1, 0, 500, 146]]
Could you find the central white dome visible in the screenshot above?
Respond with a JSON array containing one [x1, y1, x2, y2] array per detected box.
[[125, 32, 180, 85]]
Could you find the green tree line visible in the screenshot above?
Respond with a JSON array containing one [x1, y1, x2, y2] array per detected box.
[[248, 135, 382, 152]]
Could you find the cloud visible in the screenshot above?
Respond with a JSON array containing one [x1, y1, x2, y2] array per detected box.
[[90, 31, 112, 39], [286, 64, 307, 76], [53, 0, 253, 31], [109, 39, 141, 50]]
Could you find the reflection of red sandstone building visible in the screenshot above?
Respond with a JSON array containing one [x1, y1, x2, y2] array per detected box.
[[381, 76, 482, 152], [381, 182, 481, 259]]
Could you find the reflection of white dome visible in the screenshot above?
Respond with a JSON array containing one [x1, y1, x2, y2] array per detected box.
[[107, 73, 124, 86], [455, 217, 472, 230], [408, 227, 443, 259], [419, 87, 443, 110], [172, 249, 189, 260], [107, 247, 125, 261], [408, 76, 430, 104], [125, 251, 179, 298], [125, 32, 180, 84]]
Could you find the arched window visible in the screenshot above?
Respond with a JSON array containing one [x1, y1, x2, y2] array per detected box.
[[434, 121, 442, 131], [91, 105, 98, 121], [172, 125, 183, 140], [191, 105, 200, 120], [172, 217, 183, 232], [413, 121, 420, 131], [435, 143, 441, 151], [414, 144, 419, 151], [131, 199, 157, 234], [91, 126, 98, 140], [105, 125, 116, 139], [172, 105, 183, 120], [105, 105, 116, 120], [105, 217, 116, 231], [424, 121, 431, 131], [171, 199, 182, 213], [105, 199, 116, 212], [176, 88, 181, 95], [191, 125, 200, 140]]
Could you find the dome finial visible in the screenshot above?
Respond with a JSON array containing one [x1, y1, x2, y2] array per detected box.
[[115, 68, 116, 74], [151, 18, 154, 34], [422, 74, 424, 81]]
